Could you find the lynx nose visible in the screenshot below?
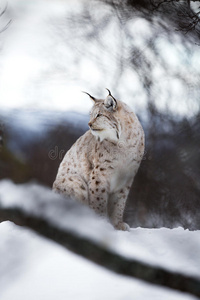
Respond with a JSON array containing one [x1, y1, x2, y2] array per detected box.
[[88, 121, 92, 127]]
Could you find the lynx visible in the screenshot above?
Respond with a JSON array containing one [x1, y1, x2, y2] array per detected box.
[[53, 89, 145, 231]]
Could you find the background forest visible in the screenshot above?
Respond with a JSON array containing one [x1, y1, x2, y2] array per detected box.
[[0, 0, 200, 230]]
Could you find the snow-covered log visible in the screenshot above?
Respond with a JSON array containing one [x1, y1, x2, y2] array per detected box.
[[0, 180, 200, 298]]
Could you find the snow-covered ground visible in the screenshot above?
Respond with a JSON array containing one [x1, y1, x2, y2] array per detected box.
[[0, 180, 199, 300], [0, 222, 198, 300]]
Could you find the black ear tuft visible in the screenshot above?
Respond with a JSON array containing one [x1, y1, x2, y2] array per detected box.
[[82, 91, 96, 102]]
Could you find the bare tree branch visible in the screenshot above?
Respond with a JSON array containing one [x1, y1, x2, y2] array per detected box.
[[150, 0, 179, 10], [0, 2, 8, 18], [1, 206, 200, 298], [0, 19, 12, 34], [0, 3, 12, 33], [150, 0, 200, 33]]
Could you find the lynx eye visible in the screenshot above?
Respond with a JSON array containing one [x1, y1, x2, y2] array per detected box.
[[96, 113, 101, 118]]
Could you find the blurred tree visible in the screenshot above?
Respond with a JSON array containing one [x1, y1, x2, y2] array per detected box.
[[0, 122, 30, 182], [50, 0, 200, 115], [27, 124, 84, 187], [105, 0, 200, 36]]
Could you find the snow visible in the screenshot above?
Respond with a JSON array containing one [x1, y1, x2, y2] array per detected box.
[[0, 222, 197, 300], [0, 180, 199, 300]]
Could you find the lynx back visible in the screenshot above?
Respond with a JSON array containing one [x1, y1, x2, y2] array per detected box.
[[53, 89, 145, 231]]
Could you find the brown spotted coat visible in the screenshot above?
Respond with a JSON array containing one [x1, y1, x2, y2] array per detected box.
[[53, 93, 145, 231]]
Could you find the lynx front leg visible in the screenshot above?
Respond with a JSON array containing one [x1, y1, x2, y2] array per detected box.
[[88, 172, 109, 217], [108, 185, 132, 231]]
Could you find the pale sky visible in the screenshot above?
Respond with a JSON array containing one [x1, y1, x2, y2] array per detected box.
[[0, 0, 199, 117], [0, 0, 92, 113]]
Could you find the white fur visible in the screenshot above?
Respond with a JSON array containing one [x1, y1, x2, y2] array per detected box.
[[91, 128, 119, 142]]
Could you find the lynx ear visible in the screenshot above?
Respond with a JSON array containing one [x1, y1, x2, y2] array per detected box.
[[104, 88, 117, 111], [82, 91, 96, 103]]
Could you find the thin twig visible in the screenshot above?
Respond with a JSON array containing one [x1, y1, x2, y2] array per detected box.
[[150, 0, 179, 10], [0, 19, 12, 34], [0, 2, 8, 17]]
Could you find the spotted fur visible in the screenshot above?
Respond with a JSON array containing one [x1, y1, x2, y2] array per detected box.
[[53, 90, 145, 231]]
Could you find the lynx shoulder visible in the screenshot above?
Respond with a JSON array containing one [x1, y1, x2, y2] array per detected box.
[[53, 89, 145, 231]]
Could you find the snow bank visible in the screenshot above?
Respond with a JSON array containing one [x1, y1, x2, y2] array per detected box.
[[0, 221, 196, 300], [0, 179, 115, 242], [0, 180, 199, 300]]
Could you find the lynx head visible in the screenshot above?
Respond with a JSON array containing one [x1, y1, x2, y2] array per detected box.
[[84, 89, 121, 142]]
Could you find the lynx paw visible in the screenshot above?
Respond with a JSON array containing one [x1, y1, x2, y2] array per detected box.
[[114, 222, 130, 231]]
